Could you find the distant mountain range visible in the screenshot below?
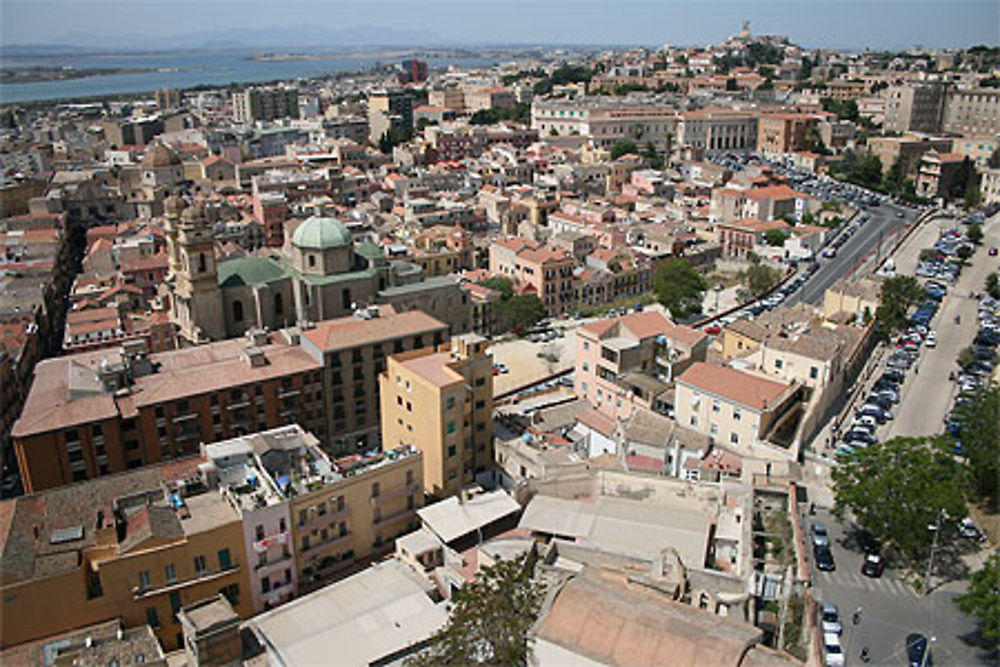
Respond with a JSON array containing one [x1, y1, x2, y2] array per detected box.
[[2, 24, 452, 56]]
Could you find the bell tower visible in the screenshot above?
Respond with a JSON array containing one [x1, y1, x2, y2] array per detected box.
[[171, 202, 225, 344]]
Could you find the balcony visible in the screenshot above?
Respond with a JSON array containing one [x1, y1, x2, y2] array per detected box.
[[254, 552, 294, 575], [370, 482, 420, 507], [132, 562, 240, 600], [278, 387, 300, 399], [302, 531, 352, 558], [172, 411, 199, 424], [374, 507, 416, 526], [262, 578, 295, 607], [299, 506, 350, 533], [252, 531, 289, 553]]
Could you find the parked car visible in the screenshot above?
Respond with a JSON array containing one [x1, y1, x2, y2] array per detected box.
[[925, 331, 937, 347], [811, 522, 830, 547], [820, 603, 842, 635], [824, 633, 846, 667], [704, 324, 722, 335], [862, 553, 886, 578], [815, 544, 836, 571]]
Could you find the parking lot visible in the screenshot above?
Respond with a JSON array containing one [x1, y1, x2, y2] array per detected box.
[[489, 326, 576, 395]]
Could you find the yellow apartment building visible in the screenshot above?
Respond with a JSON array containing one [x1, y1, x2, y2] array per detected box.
[[379, 335, 494, 498], [0, 459, 251, 651]]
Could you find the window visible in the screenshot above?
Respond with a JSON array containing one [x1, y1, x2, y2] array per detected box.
[[582, 362, 589, 372], [712, 400, 720, 413], [169, 591, 182, 616], [371, 482, 380, 498], [308, 254, 316, 268], [733, 408, 741, 421], [233, 299, 244, 322], [730, 432, 740, 445], [218, 548, 232, 570], [583, 341, 590, 351], [690, 415, 698, 427], [447, 421, 457, 434], [255, 525, 265, 541], [710, 423, 718, 435], [445, 396, 455, 410], [274, 293, 284, 317], [198, 253, 206, 273], [810, 366, 819, 380], [138, 570, 151, 591], [261, 577, 271, 593], [194, 555, 207, 576], [448, 445, 457, 458], [146, 607, 160, 628], [164, 564, 176, 584], [774, 358, 783, 370]]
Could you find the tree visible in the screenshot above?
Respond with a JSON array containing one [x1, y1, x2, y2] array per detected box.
[[957, 345, 978, 370], [725, 78, 740, 91], [832, 436, 967, 566], [967, 223, 984, 245], [642, 141, 664, 169], [988, 147, 1000, 169], [957, 244, 974, 261], [954, 553, 1000, 641], [497, 294, 546, 332], [744, 263, 783, 298], [407, 554, 545, 666], [610, 140, 638, 160], [477, 276, 514, 300], [986, 272, 1000, 300], [764, 229, 790, 247], [874, 275, 923, 339], [653, 259, 707, 320], [951, 384, 1000, 509]]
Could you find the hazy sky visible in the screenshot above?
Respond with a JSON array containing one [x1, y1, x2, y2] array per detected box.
[[3, 0, 997, 50]]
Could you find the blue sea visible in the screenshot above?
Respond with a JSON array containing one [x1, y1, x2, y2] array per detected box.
[[0, 49, 497, 104]]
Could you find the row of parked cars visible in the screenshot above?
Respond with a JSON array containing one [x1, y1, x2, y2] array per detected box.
[[944, 292, 1000, 455]]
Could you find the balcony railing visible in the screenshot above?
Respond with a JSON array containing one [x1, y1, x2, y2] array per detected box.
[[254, 552, 293, 574], [374, 507, 416, 526], [371, 482, 420, 507], [132, 561, 240, 599], [302, 532, 352, 557], [300, 506, 350, 532], [252, 531, 289, 553]]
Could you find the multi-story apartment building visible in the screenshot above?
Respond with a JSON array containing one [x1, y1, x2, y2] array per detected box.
[[11, 332, 325, 493], [981, 167, 1000, 206], [299, 308, 450, 454], [232, 87, 300, 124], [676, 108, 759, 152], [674, 362, 802, 456], [202, 425, 423, 605], [757, 113, 821, 156], [867, 134, 953, 173], [488, 238, 577, 315], [531, 98, 679, 151], [883, 83, 947, 134], [575, 311, 707, 420], [428, 87, 466, 112], [943, 88, 1000, 136], [379, 335, 494, 499], [463, 86, 517, 112], [424, 123, 539, 162], [0, 458, 251, 650], [252, 191, 288, 248]]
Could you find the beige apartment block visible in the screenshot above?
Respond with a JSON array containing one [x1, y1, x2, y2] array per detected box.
[[379, 335, 494, 499]]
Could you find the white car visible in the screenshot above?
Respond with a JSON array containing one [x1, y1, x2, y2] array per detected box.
[[925, 331, 937, 348], [821, 603, 842, 635], [824, 633, 846, 667]]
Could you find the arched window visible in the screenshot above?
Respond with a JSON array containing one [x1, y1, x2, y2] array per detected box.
[[233, 300, 244, 322], [274, 292, 284, 317], [198, 253, 207, 273], [308, 254, 316, 268]]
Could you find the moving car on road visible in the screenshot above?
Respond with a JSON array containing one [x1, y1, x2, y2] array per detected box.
[[906, 633, 930, 667]]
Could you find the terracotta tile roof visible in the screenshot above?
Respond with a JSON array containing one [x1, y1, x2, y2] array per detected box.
[[577, 408, 616, 437], [678, 362, 792, 411], [302, 310, 447, 352], [119, 251, 168, 274], [745, 185, 804, 201], [67, 307, 119, 325]]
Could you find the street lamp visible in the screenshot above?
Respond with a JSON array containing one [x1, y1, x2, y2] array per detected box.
[[923, 509, 947, 595]]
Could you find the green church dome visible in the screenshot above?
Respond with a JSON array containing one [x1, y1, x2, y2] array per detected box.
[[291, 216, 353, 250]]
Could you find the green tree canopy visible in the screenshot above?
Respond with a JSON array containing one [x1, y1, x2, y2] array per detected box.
[[477, 276, 514, 300], [406, 554, 545, 666], [967, 223, 984, 245], [764, 229, 790, 247], [653, 259, 707, 320], [951, 384, 1000, 509], [875, 275, 923, 339], [497, 294, 546, 332], [832, 436, 968, 565], [955, 552, 1000, 641], [610, 140, 638, 160], [744, 263, 783, 298], [986, 272, 1000, 300]]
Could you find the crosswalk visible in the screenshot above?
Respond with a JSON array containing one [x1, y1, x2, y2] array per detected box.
[[816, 568, 918, 598]]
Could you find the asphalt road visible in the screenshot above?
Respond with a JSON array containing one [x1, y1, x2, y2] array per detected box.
[[809, 510, 988, 667], [789, 203, 914, 306]]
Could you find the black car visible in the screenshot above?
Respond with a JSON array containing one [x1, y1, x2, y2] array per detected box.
[[906, 633, 930, 667], [881, 369, 906, 385], [857, 529, 880, 555], [814, 544, 836, 571]]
